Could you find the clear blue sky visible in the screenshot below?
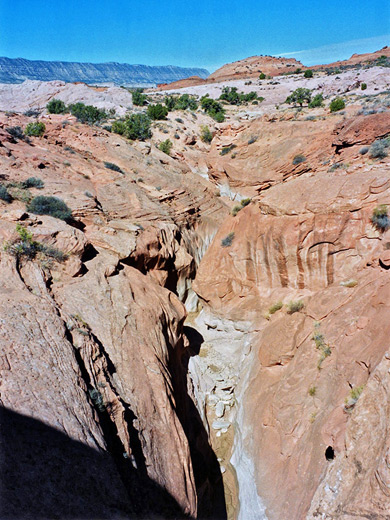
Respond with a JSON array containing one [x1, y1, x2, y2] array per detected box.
[[0, 0, 388, 72]]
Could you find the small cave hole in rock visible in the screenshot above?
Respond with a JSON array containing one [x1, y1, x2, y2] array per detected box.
[[325, 446, 335, 461]]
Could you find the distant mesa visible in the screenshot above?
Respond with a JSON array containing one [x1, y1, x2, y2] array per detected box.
[[0, 57, 210, 87], [158, 46, 390, 90]]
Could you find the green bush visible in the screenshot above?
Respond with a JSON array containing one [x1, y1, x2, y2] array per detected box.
[[360, 83, 367, 90], [46, 99, 67, 114], [27, 196, 72, 220], [219, 87, 261, 105], [304, 69, 313, 78], [159, 139, 173, 155], [371, 204, 389, 231], [329, 98, 345, 112], [285, 88, 312, 107], [111, 120, 126, 135], [308, 94, 324, 108], [293, 154, 306, 165], [200, 96, 225, 122], [174, 94, 198, 111], [0, 184, 12, 202], [25, 122, 45, 137], [147, 104, 168, 120], [69, 103, 107, 124], [104, 162, 123, 173], [221, 232, 235, 247], [165, 95, 176, 111], [200, 125, 213, 143], [124, 114, 152, 140], [132, 89, 148, 106], [259, 73, 266, 80]]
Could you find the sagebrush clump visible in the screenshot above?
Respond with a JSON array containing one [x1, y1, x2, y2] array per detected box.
[[287, 300, 304, 314], [369, 139, 389, 159], [371, 204, 390, 231], [221, 232, 235, 247], [27, 196, 72, 221]]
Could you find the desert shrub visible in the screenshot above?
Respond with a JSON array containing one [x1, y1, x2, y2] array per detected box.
[[147, 104, 168, 120], [220, 144, 236, 156], [268, 301, 283, 314], [200, 125, 213, 143], [329, 98, 345, 112], [241, 198, 251, 207], [287, 300, 304, 314], [132, 89, 148, 106], [69, 103, 107, 124], [369, 139, 389, 159], [175, 117, 184, 124], [259, 73, 266, 80], [22, 177, 44, 189], [371, 204, 390, 231], [361, 83, 367, 90], [308, 94, 324, 108], [293, 154, 306, 165], [64, 146, 76, 154], [25, 122, 45, 137], [159, 139, 172, 155], [219, 87, 241, 105], [312, 322, 331, 369], [221, 232, 235, 247], [0, 184, 12, 202], [304, 69, 313, 78], [104, 162, 123, 173], [24, 109, 41, 117], [7, 186, 32, 203], [123, 114, 152, 141], [285, 88, 312, 107], [359, 146, 369, 155], [165, 96, 176, 111], [174, 94, 198, 111], [200, 96, 225, 122], [219, 87, 261, 105], [102, 125, 112, 132], [248, 135, 258, 145], [27, 196, 72, 221], [46, 98, 67, 114], [349, 385, 364, 402], [308, 386, 317, 396], [111, 120, 126, 135], [4, 223, 67, 262], [6, 126, 25, 140]]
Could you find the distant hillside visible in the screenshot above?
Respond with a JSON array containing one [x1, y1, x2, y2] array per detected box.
[[0, 57, 210, 86]]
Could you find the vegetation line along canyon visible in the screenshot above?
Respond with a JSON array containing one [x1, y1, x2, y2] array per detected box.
[[1, 46, 390, 519]]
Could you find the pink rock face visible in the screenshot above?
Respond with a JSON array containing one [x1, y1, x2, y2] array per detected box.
[[193, 105, 390, 517]]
